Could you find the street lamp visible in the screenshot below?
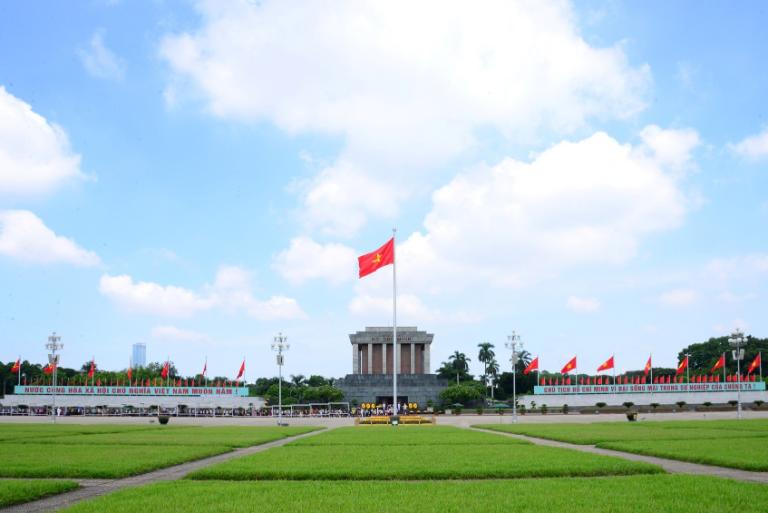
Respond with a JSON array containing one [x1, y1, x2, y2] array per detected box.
[[45, 332, 63, 424], [271, 332, 289, 426], [505, 331, 523, 424], [728, 329, 747, 420]]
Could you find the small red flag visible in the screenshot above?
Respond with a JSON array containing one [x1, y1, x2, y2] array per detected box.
[[11, 358, 20, 373], [358, 238, 395, 278], [96, 378, 101, 386], [675, 356, 688, 376], [644, 355, 652, 376], [161, 361, 169, 379], [711, 354, 725, 373], [202, 361, 207, 377], [127, 367, 133, 381], [597, 356, 614, 373], [43, 363, 54, 375], [88, 360, 96, 378], [236, 359, 245, 380], [748, 353, 761, 374], [146, 378, 150, 386], [560, 356, 577, 374], [523, 357, 539, 375]]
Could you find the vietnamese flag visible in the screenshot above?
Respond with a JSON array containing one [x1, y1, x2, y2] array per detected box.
[[643, 355, 652, 376], [747, 353, 761, 374], [597, 356, 614, 373], [236, 359, 246, 380], [11, 358, 20, 373], [560, 356, 577, 374], [711, 354, 725, 373], [675, 356, 689, 376], [87, 360, 96, 378], [161, 361, 170, 379], [127, 367, 133, 381], [43, 363, 54, 375], [539, 377, 545, 386], [523, 357, 539, 375], [358, 238, 395, 278]]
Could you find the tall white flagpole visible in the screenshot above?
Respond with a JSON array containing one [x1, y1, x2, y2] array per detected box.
[[392, 228, 398, 416]]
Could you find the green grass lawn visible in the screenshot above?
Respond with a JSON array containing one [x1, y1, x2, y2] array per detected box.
[[188, 443, 662, 480], [475, 422, 768, 445], [646, 418, 768, 432], [0, 443, 232, 478], [0, 480, 79, 508], [32, 426, 320, 447], [289, 425, 524, 446], [59, 475, 768, 513], [0, 423, 171, 442], [597, 438, 768, 471]]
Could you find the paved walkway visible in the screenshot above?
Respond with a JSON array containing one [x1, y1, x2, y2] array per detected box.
[[472, 427, 768, 484], [0, 428, 326, 513]]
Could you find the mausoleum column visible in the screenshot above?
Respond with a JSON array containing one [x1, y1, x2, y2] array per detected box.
[[424, 344, 430, 373], [382, 343, 387, 374], [367, 343, 373, 375], [410, 343, 416, 374], [352, 343, 359, 374]]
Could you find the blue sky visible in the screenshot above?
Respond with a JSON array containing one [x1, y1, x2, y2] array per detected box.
[[1, 0, 767, 381]]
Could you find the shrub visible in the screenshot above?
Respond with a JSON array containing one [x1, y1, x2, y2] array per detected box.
[[702, 401, 712, 409], [158, 415, 170, 425], [518, 404, 526, 415], [649, 402, 659, 411], [476, 407, 484, 415], [541, 404, 548, 415], [754, 400, 764, 408], [622, 401, 635, 410], [595, 402, 607, 409], [562, 404, 569, 414], [439, 383, 482, 406], [675, 401, 687, 410], [728, 400, 738, 407]]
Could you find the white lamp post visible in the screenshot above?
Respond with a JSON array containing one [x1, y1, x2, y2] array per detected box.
[[728, 329, 747, 420], [45, 332, 63, 424], [505, 331, 523, 424], [271, 332, 289, 426]]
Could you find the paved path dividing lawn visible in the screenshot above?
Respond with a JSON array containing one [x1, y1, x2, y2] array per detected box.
[[472, 427, 768, 484], [0, 428, 325, 513]]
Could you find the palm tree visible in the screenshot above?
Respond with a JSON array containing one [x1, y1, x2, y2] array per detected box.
[[477, 342, 495, 382], [290, 374, 306, 387], [448, 351, 470, 384], [514, 350, 533, 373]]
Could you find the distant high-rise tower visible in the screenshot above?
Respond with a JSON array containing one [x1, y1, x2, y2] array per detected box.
[[131, 343, 146, 368]]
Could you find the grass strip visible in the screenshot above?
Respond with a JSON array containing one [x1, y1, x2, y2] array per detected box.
[[188, 443, 662, 480], [475, 423, 767, 445], [0, 443, 232, 478], [60, 475, 768, 513], [597, 438, 768, 471], [0, 480, 79, 508], [0, 424, 175, 442], [290, 425, 525, 446], [30, 426, 320, 448]]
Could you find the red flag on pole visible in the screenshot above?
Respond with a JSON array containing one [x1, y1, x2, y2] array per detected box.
[[597, 356, 614, 372], [675, 356, 688, 376], [560, 356, 577, 374], [523, 357, 539, 375], [43, 364, 54, 375], [748, 353, 762, 374], [358, 238, 395, 278], [644, 355, 652, 376], [11, 358, 20, 373], [202, 360, 207, 377], [127, 367, 133, 381], [236, 359, 245, 380], [161, 361, 170, 379], [88, 360, 96, 378], [711, 354, 725, 373]]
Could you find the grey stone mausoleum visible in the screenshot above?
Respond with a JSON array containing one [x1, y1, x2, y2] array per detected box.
[[336, 327, 448, 407]]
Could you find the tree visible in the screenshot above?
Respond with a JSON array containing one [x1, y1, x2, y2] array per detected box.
[[290, 374, 306, 387], [439, 383, 482, 406], [678, 335, 768, 373], [477, 342, 495, 382], [437, 351, 473, 383]]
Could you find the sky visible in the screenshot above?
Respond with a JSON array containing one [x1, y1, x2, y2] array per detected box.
[[1, 0, 767, 381]]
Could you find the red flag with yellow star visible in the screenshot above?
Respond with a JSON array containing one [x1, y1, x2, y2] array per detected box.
[[358, 238, 395, 278], [747, 353, 761, 374], [675, 355, 688, 376], [596, 356, 614, 372], [560, 356, 577, 374]]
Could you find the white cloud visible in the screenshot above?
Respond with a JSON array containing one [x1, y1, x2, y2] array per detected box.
[[387, 129, 692, 293], [151, 325, 209, 343], [566, 296, 601, 313], [731, 128, 768, 160], [78, 31, 126, 81], [638, 125, 700, 174], [161, 0, 651, 234], [100, 265, 306, 320], [349, 293, 438, 322], [273, 237, 357, 285], [0, 87, 84, 196], [658, 288, 697, 307], [99, 274, 214, 317], [0, 210, 100, 266]]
